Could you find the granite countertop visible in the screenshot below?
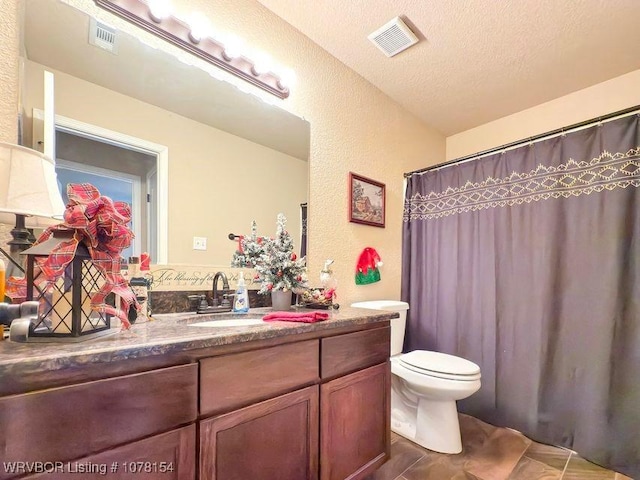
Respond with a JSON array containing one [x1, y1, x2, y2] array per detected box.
[[0, 306, 396, 377]]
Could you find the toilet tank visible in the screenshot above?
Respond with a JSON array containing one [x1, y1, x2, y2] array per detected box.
[[350, 300, 409, 356]]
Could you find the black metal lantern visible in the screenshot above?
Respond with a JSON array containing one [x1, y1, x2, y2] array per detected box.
[[20, 230, 113, 341]]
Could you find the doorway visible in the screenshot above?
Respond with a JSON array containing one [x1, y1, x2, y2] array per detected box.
[[55, 129, 159, 262], [32, 109, 169, 263]]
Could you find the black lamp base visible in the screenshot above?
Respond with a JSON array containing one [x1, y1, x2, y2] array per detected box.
[[1, 214, 33, 279], [8, 214, 32, 253]]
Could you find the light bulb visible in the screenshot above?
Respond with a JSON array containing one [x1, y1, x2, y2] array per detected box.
[[148, 0, 172, 22], [220, 34, 244, 60], [277, 67, 296, 90], [188, 13, 211, 43], [252, 51, 273, 76]]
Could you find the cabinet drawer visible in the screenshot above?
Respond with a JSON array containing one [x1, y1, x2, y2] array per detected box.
[[321, 326, 390, 379], [200, 339, 319, 416], [0, 363, 197, 478]]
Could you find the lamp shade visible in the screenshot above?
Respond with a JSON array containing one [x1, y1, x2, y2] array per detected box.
[[0, 142, 65, 227]]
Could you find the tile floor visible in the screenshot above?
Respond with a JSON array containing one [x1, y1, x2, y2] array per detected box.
[[366, 414, 633, 480]]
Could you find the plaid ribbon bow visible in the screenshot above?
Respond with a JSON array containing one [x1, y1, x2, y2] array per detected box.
[[8, 183, 139, 329]]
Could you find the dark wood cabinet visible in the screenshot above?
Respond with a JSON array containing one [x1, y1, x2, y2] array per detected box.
[[197, 325, 390, 480], [22, 425, 196, 480], [320, 362, 391, 480], [200, 385, 319, 480], [1, 321, 391, 480]]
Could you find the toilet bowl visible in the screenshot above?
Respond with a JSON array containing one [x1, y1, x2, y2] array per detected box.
[[351, 301, 481, 454]]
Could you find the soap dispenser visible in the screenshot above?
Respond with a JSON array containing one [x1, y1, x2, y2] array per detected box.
[[233, 272, 250, 313]]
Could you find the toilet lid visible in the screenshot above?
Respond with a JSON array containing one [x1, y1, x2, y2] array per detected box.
[[399, 350, 481, 380]]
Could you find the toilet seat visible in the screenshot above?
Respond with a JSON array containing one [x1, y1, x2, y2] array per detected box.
[[399, 350, 481, 381]]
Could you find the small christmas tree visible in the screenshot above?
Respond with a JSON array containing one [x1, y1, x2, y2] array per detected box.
[[231, 221, 269, 268], [254, 213, 308, 294]]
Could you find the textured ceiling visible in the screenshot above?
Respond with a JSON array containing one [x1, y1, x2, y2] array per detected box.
[[256, 0, 640, 135]]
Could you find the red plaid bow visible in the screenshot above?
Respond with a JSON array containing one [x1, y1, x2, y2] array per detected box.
[[8, 183, 139, 329]]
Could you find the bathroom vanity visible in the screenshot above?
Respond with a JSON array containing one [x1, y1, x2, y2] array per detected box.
[[0, 307, 395, 480]]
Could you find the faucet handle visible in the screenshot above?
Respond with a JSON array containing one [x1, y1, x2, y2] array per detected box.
[[221, 293, 234, 308], [197, 295, 208, 310], [221, 293, 235, 309], [187, 295, 200, 311]]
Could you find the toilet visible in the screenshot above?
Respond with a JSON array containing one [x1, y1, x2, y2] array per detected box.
[[351, 300, 481, 454]]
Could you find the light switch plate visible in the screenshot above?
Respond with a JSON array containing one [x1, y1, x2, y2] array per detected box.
[[193, 236, 207, 250]]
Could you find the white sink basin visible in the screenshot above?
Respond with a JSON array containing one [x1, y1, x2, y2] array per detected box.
[[189, 319, 266, 328]]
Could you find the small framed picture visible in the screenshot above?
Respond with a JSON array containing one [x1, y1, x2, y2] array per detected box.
[[349, 172, 385, 228]]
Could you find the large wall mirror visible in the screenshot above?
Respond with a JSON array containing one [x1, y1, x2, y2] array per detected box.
[[19, 0, 310, 267]]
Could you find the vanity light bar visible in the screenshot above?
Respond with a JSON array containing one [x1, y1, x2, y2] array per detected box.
[[94, 0, 290, 99]]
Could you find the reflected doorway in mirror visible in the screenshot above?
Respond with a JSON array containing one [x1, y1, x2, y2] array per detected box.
[[31, 109, 169, 263]]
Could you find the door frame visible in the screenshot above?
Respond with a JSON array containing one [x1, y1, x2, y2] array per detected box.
[[33, 109, 169, 264], [146, 166, 158, 263]]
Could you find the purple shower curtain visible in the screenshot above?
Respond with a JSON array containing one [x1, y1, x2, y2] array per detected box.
[[401, 114, 639, 477]]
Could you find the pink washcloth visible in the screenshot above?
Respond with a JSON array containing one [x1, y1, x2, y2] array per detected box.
[[262, 311, 329, 323]]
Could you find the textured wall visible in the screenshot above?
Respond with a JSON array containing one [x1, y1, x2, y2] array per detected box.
[[149, 0, 447, 303], [3, 0, 445, 304], [446, 69, 640, 161], [0, 0, 19, 143], [8, 1, 636, 305], [0, 0, 19, 255]]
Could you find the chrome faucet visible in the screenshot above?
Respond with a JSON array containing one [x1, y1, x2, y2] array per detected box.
[[212, 271, 230, 307]]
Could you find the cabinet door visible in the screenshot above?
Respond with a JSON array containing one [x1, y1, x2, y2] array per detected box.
[[20, 425, 196, 480], [320, 362, 390, 480], [200, 385, 319, 480]]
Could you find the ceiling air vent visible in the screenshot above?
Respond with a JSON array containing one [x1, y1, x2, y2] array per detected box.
[[368, 17, 418, 57], [89, 18, 118, 54]]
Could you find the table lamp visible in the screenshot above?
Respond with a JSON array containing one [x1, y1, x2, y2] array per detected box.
[[0, 142, 66, 280]]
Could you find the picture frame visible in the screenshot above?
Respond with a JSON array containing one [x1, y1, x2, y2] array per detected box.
[[349, 172, 386, 228]]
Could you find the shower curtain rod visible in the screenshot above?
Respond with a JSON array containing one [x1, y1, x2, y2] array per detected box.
[[404, 104, 640, 178]]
